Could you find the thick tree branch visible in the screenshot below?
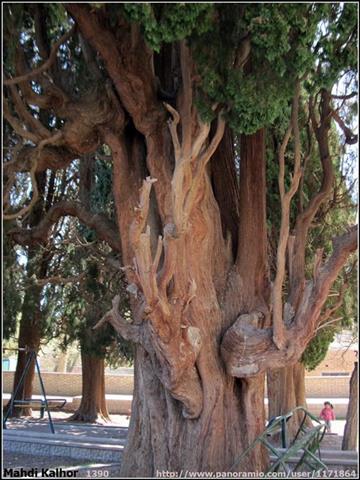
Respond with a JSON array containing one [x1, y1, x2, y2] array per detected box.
[[8, 200, 121, 252], [65, 3, 160, 135], [4, 25, 76, 86], [222, 226, 357, 377], [6, 83, 51, 140], [5, 144, 76, 173], [331, 109, 358, 145], [272, 84, 302, 349], [93, 295, 140, 342], [289, 90, 335, 309], [3, 99, 39, 143]]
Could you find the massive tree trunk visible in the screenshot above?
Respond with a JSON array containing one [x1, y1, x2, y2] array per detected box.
[[112, 129, 270, 476], [7, 5, 356, 476], [267, 362, 312, 441], [342, 362, 358, 451], [69, 350, 110, 423]]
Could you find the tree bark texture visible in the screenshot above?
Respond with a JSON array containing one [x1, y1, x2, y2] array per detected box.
[[342, 362, 358, 451], [109, 130, 269, 476], [267, 362, 313, 441], [69, 351, 110, 423]]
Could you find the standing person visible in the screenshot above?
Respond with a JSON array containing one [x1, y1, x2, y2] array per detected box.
[[320, 401, 336, 433]]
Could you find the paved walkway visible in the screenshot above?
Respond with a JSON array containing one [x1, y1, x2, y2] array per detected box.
[[3, 413, 357, 478], [4, 413, 129, 440], [4, 413, 348, 441]]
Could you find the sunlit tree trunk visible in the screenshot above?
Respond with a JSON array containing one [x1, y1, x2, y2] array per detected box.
[[69, 350, 110, 423]]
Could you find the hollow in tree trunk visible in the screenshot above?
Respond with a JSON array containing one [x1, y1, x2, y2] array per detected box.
[[342, 361, 358, 451], [69, 351, 110, 423]]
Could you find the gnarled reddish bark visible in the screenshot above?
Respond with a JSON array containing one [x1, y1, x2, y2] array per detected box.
[[96, 128, 269, 476]]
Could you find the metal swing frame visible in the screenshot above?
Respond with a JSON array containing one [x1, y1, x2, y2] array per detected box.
[[3, 348, 56, 434]]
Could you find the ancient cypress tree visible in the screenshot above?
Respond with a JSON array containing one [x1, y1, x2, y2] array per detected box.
[[3, 3, 357, 475]]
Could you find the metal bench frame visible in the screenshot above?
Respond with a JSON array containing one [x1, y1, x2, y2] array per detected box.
[[11, 398, 67, 419], [230, 406, 328, 474]]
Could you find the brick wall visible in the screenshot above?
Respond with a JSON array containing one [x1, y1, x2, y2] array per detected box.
[[306, 348, 357, 376], [3, 371, 350, 398], [3, 371, 134, 397]]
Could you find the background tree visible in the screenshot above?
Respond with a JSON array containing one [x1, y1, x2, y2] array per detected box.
[[4, 173, 56, 417], [342, 361, 358, 450], [48, 173, 132, 423], [3, 3, 357, 476], [64, 152, 132, 422]]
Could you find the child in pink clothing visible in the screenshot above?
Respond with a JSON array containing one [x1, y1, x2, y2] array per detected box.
[[320, 401, 335, 433]]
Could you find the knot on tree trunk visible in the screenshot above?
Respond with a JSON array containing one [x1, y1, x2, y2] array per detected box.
[[220, 312, 298, 378]]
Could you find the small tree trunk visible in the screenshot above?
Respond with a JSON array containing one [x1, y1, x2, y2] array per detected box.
[[342, 362, 358, 451], [7, 346, 40, 418], [267, 362, 312, 441], [69, 350, 110, 423], [6, 282, 42, 418]]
